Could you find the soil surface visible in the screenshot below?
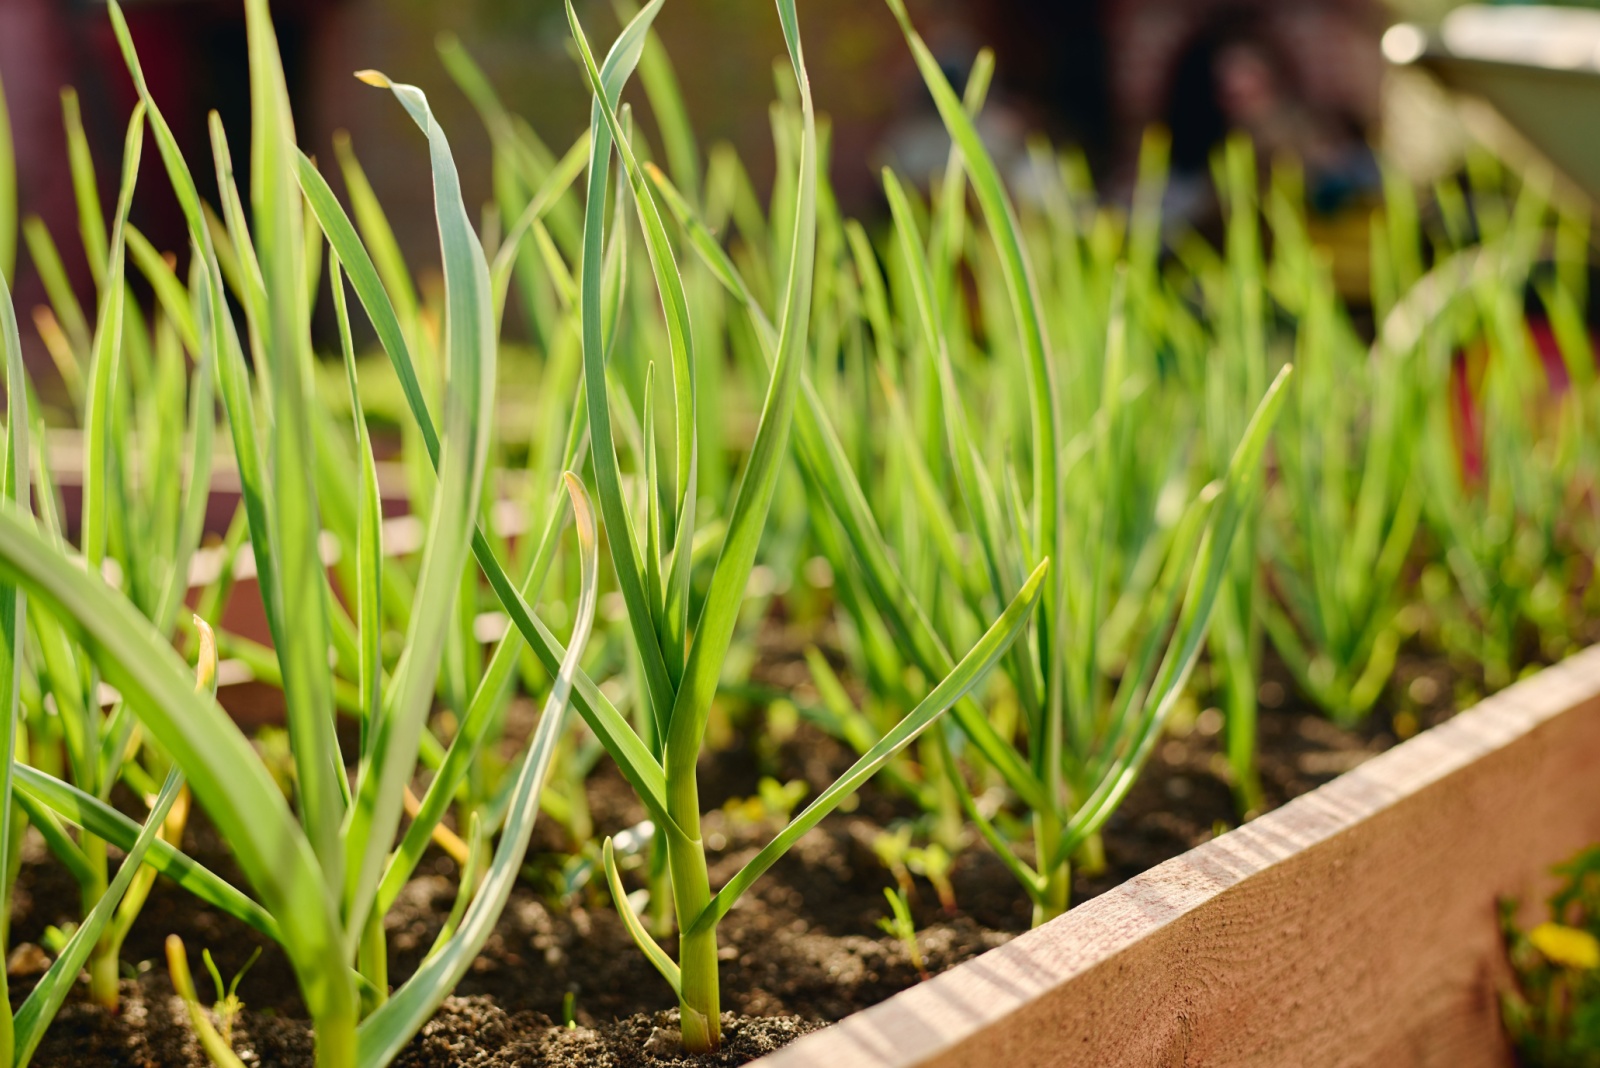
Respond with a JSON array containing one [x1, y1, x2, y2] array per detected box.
[[3, 637, 1505, 1066]]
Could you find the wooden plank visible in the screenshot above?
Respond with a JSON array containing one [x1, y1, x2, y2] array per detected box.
[[756, 645, 1600, 1068]]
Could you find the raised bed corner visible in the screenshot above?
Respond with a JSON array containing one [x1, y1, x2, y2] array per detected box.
[[755, 646, 1600, 1068]]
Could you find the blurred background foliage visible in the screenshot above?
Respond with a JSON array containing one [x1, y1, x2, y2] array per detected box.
[[0, 0, 1495, 371]]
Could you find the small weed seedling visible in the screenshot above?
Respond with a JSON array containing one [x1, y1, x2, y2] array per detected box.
[[203, 945, 262, 1049], [165, 936, 261, 1068], [877, 888, 927, 980]]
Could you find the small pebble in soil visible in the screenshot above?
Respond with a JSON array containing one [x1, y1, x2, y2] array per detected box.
[[7, 943, 50, 977], [642, 1025, 681, 1054], [1408, 676, 1440, 705]]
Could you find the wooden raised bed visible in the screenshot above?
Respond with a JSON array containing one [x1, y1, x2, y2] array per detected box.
[[754, 645, 1600, 1068]]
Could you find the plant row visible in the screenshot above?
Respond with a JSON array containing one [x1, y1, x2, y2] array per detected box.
[[0, 0, 1592, 1064]]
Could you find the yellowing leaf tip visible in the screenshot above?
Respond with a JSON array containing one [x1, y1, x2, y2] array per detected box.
[[562, 471, 597, 550], [354, 70, 392, 88], [193, 615, 217, 694]]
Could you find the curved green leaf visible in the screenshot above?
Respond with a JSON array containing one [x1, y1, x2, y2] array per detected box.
[[14, 768, 184, 1067], [339, 71, 496, 952], [13, 765, 280, 941], [357, 474, 600, 1068]]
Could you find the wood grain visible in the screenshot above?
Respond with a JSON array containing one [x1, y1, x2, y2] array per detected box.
[[754, 645, 1600, 1068]]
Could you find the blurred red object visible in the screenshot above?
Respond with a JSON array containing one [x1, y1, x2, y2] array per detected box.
[[0, 0, 325, 378], [1451, 316, 1599, 486]]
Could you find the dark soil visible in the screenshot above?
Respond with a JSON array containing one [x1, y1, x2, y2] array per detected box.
[[5, 637, 1489, 1066]]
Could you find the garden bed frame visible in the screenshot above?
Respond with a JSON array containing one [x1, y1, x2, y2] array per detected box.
[[753, 645, 1600, 1068]]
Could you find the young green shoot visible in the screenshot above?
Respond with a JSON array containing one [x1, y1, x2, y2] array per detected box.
[[877, 888, 926, 980]]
